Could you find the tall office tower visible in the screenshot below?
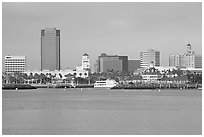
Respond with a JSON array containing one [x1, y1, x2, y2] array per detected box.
[[96, 53, 128, 73], [128, 59, 140, 72], [41, 28, 60, 71], [140, 49, 160, 68], [169, 54, 181, 67], [82, 53, 90, 71], [5, 56, 26, 73]]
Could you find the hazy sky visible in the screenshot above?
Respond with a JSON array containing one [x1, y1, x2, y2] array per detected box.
[[2, 2, 202, 70]]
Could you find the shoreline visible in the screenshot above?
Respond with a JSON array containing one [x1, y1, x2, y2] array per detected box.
[[2, 84, 201, 90]]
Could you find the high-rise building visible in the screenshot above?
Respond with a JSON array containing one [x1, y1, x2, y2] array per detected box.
[[94, 60, 99, 73], [41, 28, 60, 71], [169, 54, 181, 67], [169, 43, 202, 68], [180, 54, 188, 68], [128, 59, 140, 72], [185, 43, 195, 68], [4, 56, 26, 73], [140, 49, 160, 68], [118, 56, 128, 73], [82, 53, 90, 71], [194, 55, 202, 68], [96, 53, 128, 73], [186, 43, 194, 54], [185, 53, 195, 68]]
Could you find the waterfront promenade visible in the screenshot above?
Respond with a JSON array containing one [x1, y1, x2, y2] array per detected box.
[[2, 88, 201, 135]]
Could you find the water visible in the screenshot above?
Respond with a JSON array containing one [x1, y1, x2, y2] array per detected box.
[[2, 88, 202, 135]]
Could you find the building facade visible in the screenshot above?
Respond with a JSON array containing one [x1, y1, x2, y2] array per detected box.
[[185, 53, 195, 68], [82, 53, 90, 71], [194, 55, 202, 68], [99, 56, 123, 73], [179, 54, 188, 68], [4, 56, 26, 73], [140, 49, 160, 68], [118, 56, 128, 73], [41, 28, 60, 71], [128, 59, 140, 72], [169, 54, 181, 67], [170, 43, 202, 68], [96, 53, 128, 73]]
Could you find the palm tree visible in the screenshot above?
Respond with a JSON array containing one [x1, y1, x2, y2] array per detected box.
[[28, 73, 34, 83], [44, 73, 50, 83], [22, 73, 28, 83], [64, 73, 73, 83], [5, 73, 10, 84], [33, 73, 40, 83], [84, 73, 87, 78], [51, 74, 57, 84], [8, 74, 15, 84], [73, 73, 77, 85], [79, 73, 82, 78], [48, 73, 52, 83], [59, 73, 62, 79], [16, 73, 25, 84], [39, 73, 45, 84]]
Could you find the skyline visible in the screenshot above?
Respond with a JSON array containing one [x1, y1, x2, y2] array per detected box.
[[2, 2, 202, 70]]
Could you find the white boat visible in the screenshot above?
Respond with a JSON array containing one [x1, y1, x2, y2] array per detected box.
[[94, 79, 117, 88], [198, 87, 202, 90]]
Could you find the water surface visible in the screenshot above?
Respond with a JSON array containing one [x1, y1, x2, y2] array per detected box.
[[2, 88, 202, 135]]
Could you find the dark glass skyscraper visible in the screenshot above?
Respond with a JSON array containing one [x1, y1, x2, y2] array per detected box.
[[41, 28, 60, 71]]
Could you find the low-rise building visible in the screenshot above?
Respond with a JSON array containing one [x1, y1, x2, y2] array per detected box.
[[141, 67, 163, 82], [4, 56, 26, 73], [24, 69, 89, 79]]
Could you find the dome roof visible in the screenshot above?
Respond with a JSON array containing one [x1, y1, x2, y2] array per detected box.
[[187, 43, 191, 46], [83, 53, 89, 56]]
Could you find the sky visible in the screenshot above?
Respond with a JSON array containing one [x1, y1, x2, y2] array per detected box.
[[2, 2, 202, 71]]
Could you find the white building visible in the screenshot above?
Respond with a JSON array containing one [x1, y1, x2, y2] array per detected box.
[[82, 53, 90, 71], [185, 44, 195, 68], [24, 69, 89, 79], [141, 67, 163, 82], [4, 56, 26, 73], [185, 53, 195, 68], [154, 66, 176, 73], [76, 66, 83, 71], [140, 49, 160, 68], [169, 44, 202, 68], [180, 54, 188, 68], [169, 54, 181, 67]]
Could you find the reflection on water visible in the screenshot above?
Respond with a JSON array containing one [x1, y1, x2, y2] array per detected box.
[[2, 89, 202, 135]]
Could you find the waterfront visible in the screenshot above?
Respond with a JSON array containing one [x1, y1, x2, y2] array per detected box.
[[2, 88, 202, 135]]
